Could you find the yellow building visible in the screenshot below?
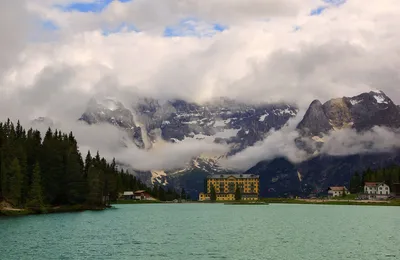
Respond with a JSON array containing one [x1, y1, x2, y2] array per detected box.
[[199, 174, 259, 201]]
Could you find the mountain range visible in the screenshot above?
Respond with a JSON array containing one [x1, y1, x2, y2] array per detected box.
[[33, 90, 400, 198]]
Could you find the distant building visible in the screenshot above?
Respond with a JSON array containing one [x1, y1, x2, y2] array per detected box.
[[198, 193, 210, 201], [328, 186, 349, 197], [198, 174, 259, 201], [133, 190, 156, 201], [364, 182, 390, 200], [122, 191, 134, 200]]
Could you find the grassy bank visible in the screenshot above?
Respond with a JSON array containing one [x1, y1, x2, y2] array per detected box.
[[0, 204, 109, 217], [114, 199, 162, 204], [224, 201, 269, 205], [260, 198, 400, 206]]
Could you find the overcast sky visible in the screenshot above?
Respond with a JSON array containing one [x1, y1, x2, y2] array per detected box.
[[1, 0, 400, 171]]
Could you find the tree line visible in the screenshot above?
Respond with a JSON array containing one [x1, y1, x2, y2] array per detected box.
[[349, 165, 400, 193], [0, 119, 180, 211]]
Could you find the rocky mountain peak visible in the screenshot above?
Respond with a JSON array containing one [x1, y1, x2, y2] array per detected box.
[[297, 90, 400, 137], [297, 99, 332, 136]]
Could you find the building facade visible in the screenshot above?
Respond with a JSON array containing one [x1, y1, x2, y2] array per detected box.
[[122, 191, 134, 200], [121, 190, 156, 201], [364, 182, 391, 200], [199, 174, 259, 201], [133, 190, 156, 201], [327, 186, 349, 197]]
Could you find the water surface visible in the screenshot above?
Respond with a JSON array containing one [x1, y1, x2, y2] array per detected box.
[[1, 204, 399, 259]]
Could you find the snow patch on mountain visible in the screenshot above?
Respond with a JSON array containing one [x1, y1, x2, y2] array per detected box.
[[350, 99, 361, 105], [373, 94, 388, 104], [259, 114, 268, 122]]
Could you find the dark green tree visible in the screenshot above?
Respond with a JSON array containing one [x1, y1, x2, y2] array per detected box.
[[350, 172, 362, 193], [26, 162, 45, 210], [8, 158, 23, 206], [158, 186, 166, 201], [181, 188, 186, 200], [65, 149, 86, 204], [84, 150, 92, 176], [86, 166, 103, 206]]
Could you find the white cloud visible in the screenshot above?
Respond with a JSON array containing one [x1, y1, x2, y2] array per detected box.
[[221, 113, 308, 170], [0, 0, 29, 74], [2, 0, 400, 171], [223, 123, 400, 171], [321, 127, 400, 156], [30, 119, 228, 171]]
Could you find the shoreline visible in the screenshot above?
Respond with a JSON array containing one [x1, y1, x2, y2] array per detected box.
[[260, 198, 400, 206], [196, 198, 400, 206], [2, 198, 399, 216], [0, 204, 110, 217]]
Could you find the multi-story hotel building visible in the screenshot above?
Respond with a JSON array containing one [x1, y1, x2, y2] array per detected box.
[[199, 174, 259, 201]]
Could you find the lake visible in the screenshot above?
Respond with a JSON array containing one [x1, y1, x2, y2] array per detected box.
[[1, 204, 399, 260]]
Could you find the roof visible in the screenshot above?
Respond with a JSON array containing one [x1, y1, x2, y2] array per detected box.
[[329, 186, 347, 191], [365, 182, 387, 187], [123, 191, 134, 195], [207, 174, 259, 179], [133, 190, 146, 194]]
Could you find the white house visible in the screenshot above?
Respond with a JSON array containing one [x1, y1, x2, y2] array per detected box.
[[328, 186, 349, 197], [122, 191, 134, 200], [364, 182, 390, 200]]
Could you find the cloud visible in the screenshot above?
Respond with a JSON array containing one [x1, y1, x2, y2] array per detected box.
[[222, 125, 400, 172], [221, 113, 308, 171], [30, 119, 228, 171], [320, 127, 400, 156], [7, 0, 400, 109], [2, 0, 400, 172], [0, 0, 29, 74]]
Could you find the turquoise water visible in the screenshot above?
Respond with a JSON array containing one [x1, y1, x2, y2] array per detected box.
[[1, 204, 399, 260]]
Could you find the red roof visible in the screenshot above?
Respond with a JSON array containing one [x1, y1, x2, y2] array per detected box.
[[364, 182, 383, 187], [133, 190, 152, 197]]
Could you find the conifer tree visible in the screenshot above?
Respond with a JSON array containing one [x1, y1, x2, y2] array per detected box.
[[181, 188, 186, 200], [66, 149, 86, 204], [26, 162, 44, 210], [87, 166, 103, 206], [158, 186, 166, 201], [8, 158, 23, 206]]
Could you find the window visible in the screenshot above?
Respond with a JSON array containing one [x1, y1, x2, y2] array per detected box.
[[228, 182, 235, 193]]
